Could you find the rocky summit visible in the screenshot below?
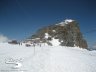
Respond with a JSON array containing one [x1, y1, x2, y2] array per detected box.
[[30, 19, 88, 48]]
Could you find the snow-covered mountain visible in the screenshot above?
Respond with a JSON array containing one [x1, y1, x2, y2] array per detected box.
[[29, 19, 87, 48], [0, 43, 96, 72]]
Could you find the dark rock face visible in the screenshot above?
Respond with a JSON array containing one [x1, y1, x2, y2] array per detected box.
[[30, 19, 88, 48]]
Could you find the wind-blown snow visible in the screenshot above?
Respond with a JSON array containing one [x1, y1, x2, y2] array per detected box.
[[0, 43, 96, 72], [0, 35, 9, 43]]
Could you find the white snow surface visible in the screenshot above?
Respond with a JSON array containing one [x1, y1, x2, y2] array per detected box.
[[49, 38, 60, 46], [52, 30, 56, 32], [64, 19, 74, 24], [44, 33, 50, 39], [56, 19, 74, 26], [0, 43, 96, 72]]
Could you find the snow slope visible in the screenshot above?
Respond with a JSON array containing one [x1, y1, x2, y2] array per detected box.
[[0, 43, 96, 72]]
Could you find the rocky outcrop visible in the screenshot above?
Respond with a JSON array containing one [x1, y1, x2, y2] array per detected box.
[[30, 19, 88, 48]]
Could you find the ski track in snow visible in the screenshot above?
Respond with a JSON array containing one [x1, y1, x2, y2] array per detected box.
[[0, 43, 96, 72]]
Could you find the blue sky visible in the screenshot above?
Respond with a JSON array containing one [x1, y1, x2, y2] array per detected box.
[[0, 0, 96, 46]]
